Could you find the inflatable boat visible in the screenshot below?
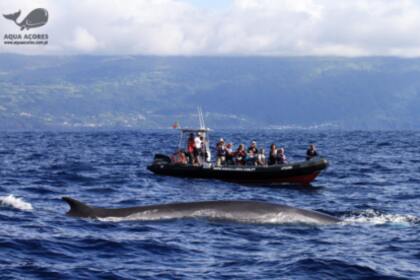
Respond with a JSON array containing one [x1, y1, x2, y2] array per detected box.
[[147, 109, 328, 186], [147, 154, 328, 186]]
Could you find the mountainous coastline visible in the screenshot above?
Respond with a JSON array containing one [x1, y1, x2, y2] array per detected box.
[[1, 54, 419, 130]]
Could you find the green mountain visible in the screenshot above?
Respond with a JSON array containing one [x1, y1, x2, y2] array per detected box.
[[0, 54, 419, 130]]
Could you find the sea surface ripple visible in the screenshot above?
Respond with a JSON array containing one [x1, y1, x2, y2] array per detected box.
[[0, 130, 419, 279]]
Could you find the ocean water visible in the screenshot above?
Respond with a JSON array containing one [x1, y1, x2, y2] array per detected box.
[[0, 130, 419, 279]]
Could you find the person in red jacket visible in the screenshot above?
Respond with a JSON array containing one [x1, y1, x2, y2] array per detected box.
[[187, 133, 195, 164]]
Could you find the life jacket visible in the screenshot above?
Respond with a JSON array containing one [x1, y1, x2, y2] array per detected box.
[[187, 138, 194, 153], [217, 144, 226, 157]]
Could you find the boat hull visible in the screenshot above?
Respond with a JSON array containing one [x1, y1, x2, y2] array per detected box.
[[147, 158, 328, 186]]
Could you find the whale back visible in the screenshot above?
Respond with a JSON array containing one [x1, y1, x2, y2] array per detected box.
[[62, 197, 340, 224]]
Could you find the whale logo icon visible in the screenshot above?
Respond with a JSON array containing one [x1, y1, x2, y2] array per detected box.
[[3, 8, 48, 30]]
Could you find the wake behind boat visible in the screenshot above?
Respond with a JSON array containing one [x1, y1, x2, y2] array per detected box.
[[147, 109, 328, 186]]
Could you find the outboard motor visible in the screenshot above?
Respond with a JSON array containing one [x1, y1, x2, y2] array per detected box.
[[152, 154, 171, 165]]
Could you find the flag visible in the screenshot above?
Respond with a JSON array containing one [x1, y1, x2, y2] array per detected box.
[[172, 121, 180, 129]]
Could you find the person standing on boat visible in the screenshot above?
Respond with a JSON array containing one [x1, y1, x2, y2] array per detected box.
[[187, 133, 195, 164], [306, 144, 318, 160], [200, 135, 210, 163], [276, 147, 288, 164], [216, 138, 226, 167], [268, 143, 277, 165], [193, 133, 202, 165]]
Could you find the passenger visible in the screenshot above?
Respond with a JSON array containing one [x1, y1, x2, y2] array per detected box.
[[268, 143, 277, 165], [235, 144, 246, 165], [187, 133, 195, 164], [248, 140, 259, 154], [306, 144, 318, 160], [276, 147, 288, 165], [225, 143, 234, 165], [216, 138, 226, 167], [246, 149, 257, 166], [257, 148, 266, 166], [200, 135, 210, 163], [171, 149, 188, 165], [193, 133, 202, 165]]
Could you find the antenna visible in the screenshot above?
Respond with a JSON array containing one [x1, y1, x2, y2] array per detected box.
[[197, 106, 205, 129]]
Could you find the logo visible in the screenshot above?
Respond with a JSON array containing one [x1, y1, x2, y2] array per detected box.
[[3, 8, 49, 46], [3, 8, 48, 30]]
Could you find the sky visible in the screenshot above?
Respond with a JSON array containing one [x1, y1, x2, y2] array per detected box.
[[1, 0, 420, 56]]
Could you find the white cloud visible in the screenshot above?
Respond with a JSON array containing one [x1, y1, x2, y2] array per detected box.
[[1, 0, 420, 56], [72, 27, 98, 52]]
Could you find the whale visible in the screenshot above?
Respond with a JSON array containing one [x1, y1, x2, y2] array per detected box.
[[62, 197, 340, 225], [3, 8, 48, 30]]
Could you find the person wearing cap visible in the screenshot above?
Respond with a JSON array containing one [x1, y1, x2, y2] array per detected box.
[[248, 140, 259, 154], [216, 138, 226, 166]]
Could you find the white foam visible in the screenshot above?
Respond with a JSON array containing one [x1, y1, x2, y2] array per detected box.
[[98, 210, 329, 225], [341, 209, 419, 225], [0, 194, 33, 211]]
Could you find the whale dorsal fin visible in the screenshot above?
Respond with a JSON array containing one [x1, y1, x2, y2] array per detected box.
[[62, 197, 95, 218]]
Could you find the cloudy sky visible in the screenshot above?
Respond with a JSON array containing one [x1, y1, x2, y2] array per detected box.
[[1, 0, 420, 56]]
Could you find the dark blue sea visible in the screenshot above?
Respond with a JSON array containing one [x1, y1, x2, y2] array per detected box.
[[0, 130, 419, 279]]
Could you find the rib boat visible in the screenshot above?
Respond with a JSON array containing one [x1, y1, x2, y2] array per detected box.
[[147, 109, 328, 186], [148, 154, 328, 185]]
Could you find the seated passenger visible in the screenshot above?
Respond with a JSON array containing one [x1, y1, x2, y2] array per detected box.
[[216, 138, 226, 167], [276, 147, 288, 165], [225, 143, 234, 165], [257, 148, 266, 166], [171, 149, 188, 165], [268, 143, 277, 165], [246, 150, 257, 166], [235, 144, 246, 165], [248, 140, 259, 154], [306, 144, 318, 160]]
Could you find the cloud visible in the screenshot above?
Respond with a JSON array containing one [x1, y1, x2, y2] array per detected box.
[[1, 0, 420, 56], [72, 27, 98, 52]]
